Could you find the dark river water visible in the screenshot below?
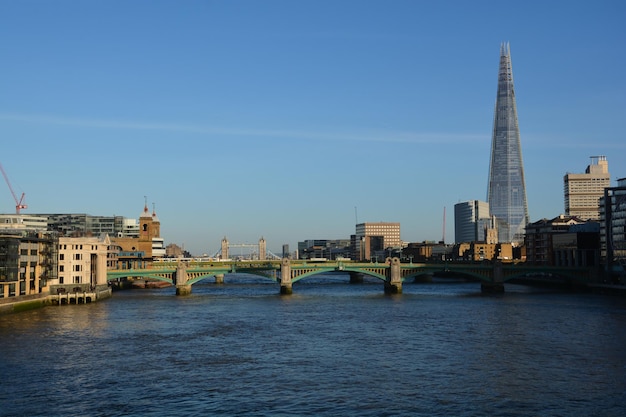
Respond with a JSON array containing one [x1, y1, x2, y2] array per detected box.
[[1, 274, 626, 416]]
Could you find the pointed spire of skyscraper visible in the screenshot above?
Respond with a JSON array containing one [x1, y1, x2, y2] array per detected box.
[[487, 43, 529, 244]]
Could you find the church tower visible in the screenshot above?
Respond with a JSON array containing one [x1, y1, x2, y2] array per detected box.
[[137, 200, 161, 241], [487, 43, 530, 244]]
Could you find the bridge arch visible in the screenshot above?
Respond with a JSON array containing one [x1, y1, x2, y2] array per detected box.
[[287, 268, 388, 284], [404, 267, 490, 283], [186, 271, 278, 286]]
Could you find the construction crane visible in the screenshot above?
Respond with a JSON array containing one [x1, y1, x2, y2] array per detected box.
[[0, 162, 27, 214]]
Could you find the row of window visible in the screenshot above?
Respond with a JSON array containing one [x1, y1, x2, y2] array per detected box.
[[59, 265, 83, 272], [0, 280, 38, 297], [59, 244, 98, 250], [58, 276, 83, 284], [59, 254, 83, 261]]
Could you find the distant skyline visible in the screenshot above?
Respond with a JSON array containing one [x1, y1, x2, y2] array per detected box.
[[1, 1, 625, 255]]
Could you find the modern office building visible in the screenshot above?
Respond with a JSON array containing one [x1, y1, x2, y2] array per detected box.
[[564, 156, 610, 220], [354, 222, 401, 261], [454, 200, 491, 243], [21, 213, 139, 238], [297, 239, 351, 260], [487, 43, 529, 244], [0, 214, 48, 231], [600, 177, 626, 279]]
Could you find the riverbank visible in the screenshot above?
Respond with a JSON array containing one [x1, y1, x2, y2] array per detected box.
[[110, 278, 172, 291], [0, 287, 112, 315]]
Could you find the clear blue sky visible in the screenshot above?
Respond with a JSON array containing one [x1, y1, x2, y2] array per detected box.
[[1, 0, 625, 255]]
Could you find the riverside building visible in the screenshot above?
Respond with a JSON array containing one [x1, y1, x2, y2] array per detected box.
[[525, 215, 588, 265], [600, 177, 626, 281], [53, 234, 111, 293], [0, 229, 58, 299]]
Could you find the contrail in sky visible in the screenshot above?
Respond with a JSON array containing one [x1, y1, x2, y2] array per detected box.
[[0, 112, 485, 144]]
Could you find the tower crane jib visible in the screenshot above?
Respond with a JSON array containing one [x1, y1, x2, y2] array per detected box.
[[0, 162, 27, 214]]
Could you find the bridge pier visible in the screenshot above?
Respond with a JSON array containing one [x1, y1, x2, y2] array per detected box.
[[215, 274, 224, 284], [481, 261, 505, 294], [349, 272, 364, 284], [384, 257, 402, 294], [280, 258, 293, 295], [176, 285, 192, 296], [174, 262, 192, 296]]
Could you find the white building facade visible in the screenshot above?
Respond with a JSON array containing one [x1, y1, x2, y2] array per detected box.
[[354, 222, 401, 261], [56, 235, 110, 290], [564, 156, 610, 221]]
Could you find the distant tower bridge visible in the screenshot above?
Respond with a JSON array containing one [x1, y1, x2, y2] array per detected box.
[[212, 237, 281, 260]]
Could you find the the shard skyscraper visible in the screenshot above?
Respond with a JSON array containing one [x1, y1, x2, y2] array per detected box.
[[487, 43, 529, 244]]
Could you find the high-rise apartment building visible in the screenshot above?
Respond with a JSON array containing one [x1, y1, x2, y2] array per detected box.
[[454, 200, 491, 243], [487, 43, 529, 244], [354, 222, 401, 261], [564, 156, 610, 220]]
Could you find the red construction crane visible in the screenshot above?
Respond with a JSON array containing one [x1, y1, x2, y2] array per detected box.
[[0, 162, 27, 214]]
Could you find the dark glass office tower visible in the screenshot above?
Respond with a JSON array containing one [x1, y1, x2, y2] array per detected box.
[[487, 43, 529, 243]]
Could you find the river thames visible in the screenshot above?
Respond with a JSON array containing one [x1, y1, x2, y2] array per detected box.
[[1, 275, 625, 416]]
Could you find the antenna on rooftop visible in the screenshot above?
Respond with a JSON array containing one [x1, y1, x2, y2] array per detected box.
[[442, 206, 446, 244]]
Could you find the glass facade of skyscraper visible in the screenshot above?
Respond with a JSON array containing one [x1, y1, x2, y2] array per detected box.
[[487, 43, 529, 244]]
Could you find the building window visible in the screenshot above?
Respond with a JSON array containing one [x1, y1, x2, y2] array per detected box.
[[74, 276, 81, 284], [60, 254, 64, 261]]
